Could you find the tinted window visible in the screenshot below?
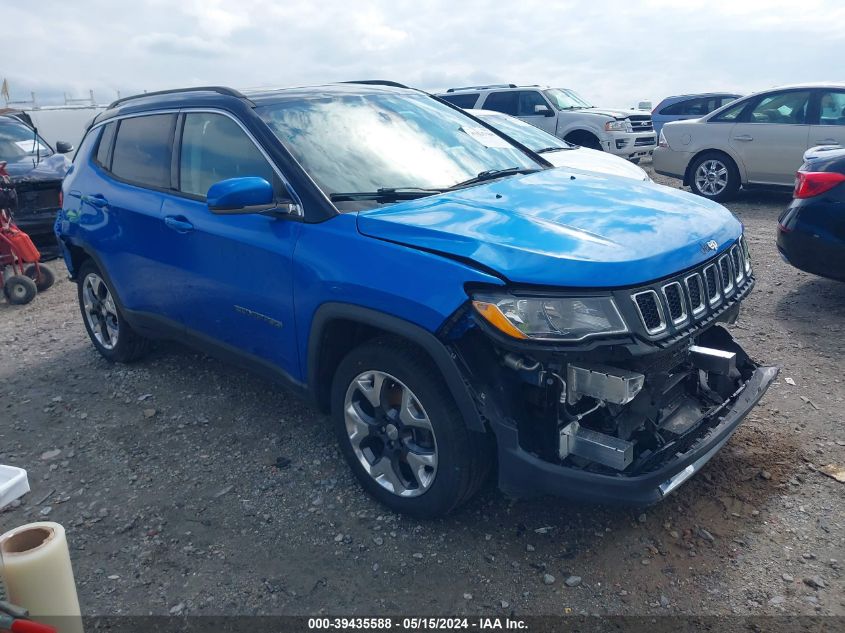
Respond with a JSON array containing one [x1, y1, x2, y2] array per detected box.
[[111, 114, 175, 188], [95, 122, 116, 168], [661, 97, 721, 116], [483, 91, 518, 115], [748, 91, 810, 124], [439, 94, 479, 109], [516, 91, 550, 116], [179, 112, 275, 198], [719, 95, 740, 108], [818, 90, 845, 126]]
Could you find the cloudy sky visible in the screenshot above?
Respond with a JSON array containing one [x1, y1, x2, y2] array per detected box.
[[5, 0, 844, 108]]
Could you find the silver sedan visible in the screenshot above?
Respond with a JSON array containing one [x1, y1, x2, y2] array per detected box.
[[653, 83, 845, 200]]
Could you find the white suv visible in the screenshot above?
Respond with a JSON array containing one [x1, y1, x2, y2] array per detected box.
[[438, 84, 656, 162]]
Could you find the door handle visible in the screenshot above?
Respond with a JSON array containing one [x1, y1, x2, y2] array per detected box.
[[733, 135, 753, 142], [81, 194, 109, 209], [164, 215, 194, 233]]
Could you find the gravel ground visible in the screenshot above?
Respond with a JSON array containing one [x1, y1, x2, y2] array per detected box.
[[1, 161, 843, 617]]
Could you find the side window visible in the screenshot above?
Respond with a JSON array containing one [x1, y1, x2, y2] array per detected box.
[[747, 91, 810, 124], [440, 94, 479, 109], [95, 122, 116, 168], [179, 112, 276, 198], [516, 91, 550, 116], [719, 96, 739, 108], [482, 91, 518, 116], [111, 114, 176, 189], [711, 99, 749, 122], [661, 99, 696, 116], [818, 90, 845, 126]]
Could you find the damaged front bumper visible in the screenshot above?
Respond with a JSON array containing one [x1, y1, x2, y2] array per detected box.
[[448, 313, 778, 506], [491, 363, 777, 505]]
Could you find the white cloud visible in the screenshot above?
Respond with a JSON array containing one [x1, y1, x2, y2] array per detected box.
[[2, 0, 844, 107]]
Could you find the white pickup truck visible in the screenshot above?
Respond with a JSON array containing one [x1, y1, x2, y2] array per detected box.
[[438, 84, 656, 162]]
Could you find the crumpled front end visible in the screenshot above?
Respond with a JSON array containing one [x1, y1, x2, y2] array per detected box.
[[442, 244, 778, 505]]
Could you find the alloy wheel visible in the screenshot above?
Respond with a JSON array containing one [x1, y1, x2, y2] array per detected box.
[[343, 370, 438, 497], [82, 272, 119, 350], [694, 159, 729, 196]]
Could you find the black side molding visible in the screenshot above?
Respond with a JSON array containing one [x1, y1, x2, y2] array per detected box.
[[307, 303, 486, 432]]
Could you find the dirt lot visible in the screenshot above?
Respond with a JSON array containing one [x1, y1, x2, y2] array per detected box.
[[1, 162, 843, 617]]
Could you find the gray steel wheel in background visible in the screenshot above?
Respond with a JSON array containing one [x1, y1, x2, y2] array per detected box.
[[343, 370, 438, 497], [81, 272, 119, 350]]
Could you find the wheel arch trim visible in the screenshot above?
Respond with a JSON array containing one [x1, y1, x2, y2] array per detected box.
[[307, 302, 486, 432]]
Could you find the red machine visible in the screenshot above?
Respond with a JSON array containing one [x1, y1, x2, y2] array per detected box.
[[0, 161, 55, 304]]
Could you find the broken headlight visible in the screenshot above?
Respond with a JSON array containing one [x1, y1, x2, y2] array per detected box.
[[472, 293, 628, 342]]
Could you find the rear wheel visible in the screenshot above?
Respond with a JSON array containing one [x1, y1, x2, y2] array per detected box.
[[24, 263, 55, 292], [77, 260, 150, 363], [3, 275, 37, 305], [689, 152, 740, 201], [331, 337, 492, 517]]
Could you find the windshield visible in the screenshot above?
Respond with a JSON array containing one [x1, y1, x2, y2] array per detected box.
[[477, 112, 570, 152], [544, 88, 594, 110], [0, 118, 53, 162], [258, 92, 540, 209]]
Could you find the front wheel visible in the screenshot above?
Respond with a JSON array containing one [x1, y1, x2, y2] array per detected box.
[[77, 260, 150, 363], [689, 152, 740, 201], [331, 337, 492, 517]]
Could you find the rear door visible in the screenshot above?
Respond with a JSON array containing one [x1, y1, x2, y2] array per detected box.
[[155, 110, 301, 378], [72, 114, 176, 313], [809, 88, 845, 148], [729, 90, 811, 185]]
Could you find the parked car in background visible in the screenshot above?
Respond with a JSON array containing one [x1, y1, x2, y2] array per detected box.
[[57, 82, 775, 517], [653, 84, 845, 201], [651, 93, 741, 137], [437, 84, 656, 162], [0, 113, 72, 257], [469, 109, 649, 181], [777, 145, 845, 281]]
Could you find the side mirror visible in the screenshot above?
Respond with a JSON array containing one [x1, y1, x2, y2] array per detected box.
[[534, 104, 554, 117], [207, 177, 292, 215], [55, 141, 74, 154]]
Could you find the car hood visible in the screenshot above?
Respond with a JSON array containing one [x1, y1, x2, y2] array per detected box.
[[543, 147, 649, 181], [4, 154, 70, 182], [579, 107, 641, 120], [356, 169, 742, 287]]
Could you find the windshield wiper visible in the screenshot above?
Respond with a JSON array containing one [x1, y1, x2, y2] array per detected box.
[[536, 146, 570, 154], [329, 187, 446, 202], [448, 167, 540, 190]]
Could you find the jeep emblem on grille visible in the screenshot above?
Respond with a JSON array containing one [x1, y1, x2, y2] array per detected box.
[[702, 240, 718, 252]]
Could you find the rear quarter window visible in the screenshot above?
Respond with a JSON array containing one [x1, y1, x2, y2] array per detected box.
[[94, 122, 116, 168], [111, 114, 176, 189], [439, 94, 479, 109]]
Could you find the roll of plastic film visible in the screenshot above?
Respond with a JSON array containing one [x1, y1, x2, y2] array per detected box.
[[0, 522, 83, 633]]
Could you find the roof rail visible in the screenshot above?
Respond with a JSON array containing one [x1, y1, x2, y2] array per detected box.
[[341, 80, 411, 89], [446, 83, 517, 93], [107, 86, 247, 109]]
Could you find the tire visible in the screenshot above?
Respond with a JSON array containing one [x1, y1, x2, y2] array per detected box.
[[629, 158, 641, 165], [24, 263, 55, 292], [689, 152, 740, 201], [564, 131, 603, 151], [3, 275, 37, 305], [331, 337, 492, 517], [77, 259, 150, 363]]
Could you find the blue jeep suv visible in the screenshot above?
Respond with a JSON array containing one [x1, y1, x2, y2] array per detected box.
[[56, 83, 777, 517]]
